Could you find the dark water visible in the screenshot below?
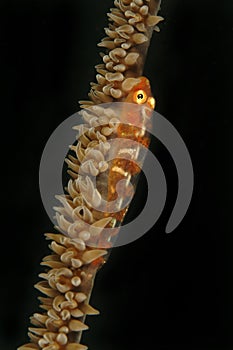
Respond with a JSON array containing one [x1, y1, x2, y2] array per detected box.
[[0, 0, 233, 349]]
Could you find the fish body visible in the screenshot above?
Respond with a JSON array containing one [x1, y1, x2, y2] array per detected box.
[[107, 76, 155, 223]]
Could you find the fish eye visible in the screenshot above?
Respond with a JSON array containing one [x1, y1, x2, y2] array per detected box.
[[133, 89, 147, 104]]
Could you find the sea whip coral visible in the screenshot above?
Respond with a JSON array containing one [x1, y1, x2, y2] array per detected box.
[[18, 1, 163, 349]]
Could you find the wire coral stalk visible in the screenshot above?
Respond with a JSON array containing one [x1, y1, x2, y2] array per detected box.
[[18, 1, 162, 349]]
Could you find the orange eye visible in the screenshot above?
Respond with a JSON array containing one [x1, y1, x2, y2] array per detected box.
[[133, 89, 147, 104]]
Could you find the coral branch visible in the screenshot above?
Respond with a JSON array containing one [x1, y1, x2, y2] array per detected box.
[[19, 1, 162, 349]]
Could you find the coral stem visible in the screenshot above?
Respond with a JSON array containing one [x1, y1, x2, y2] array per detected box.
[[19, 1, 163, 349]]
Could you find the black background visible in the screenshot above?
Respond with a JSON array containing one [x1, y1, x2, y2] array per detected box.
[[1, 1, 233, 349]]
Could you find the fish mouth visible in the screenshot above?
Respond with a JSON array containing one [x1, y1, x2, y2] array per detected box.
[[147, 96, 156, 110]]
